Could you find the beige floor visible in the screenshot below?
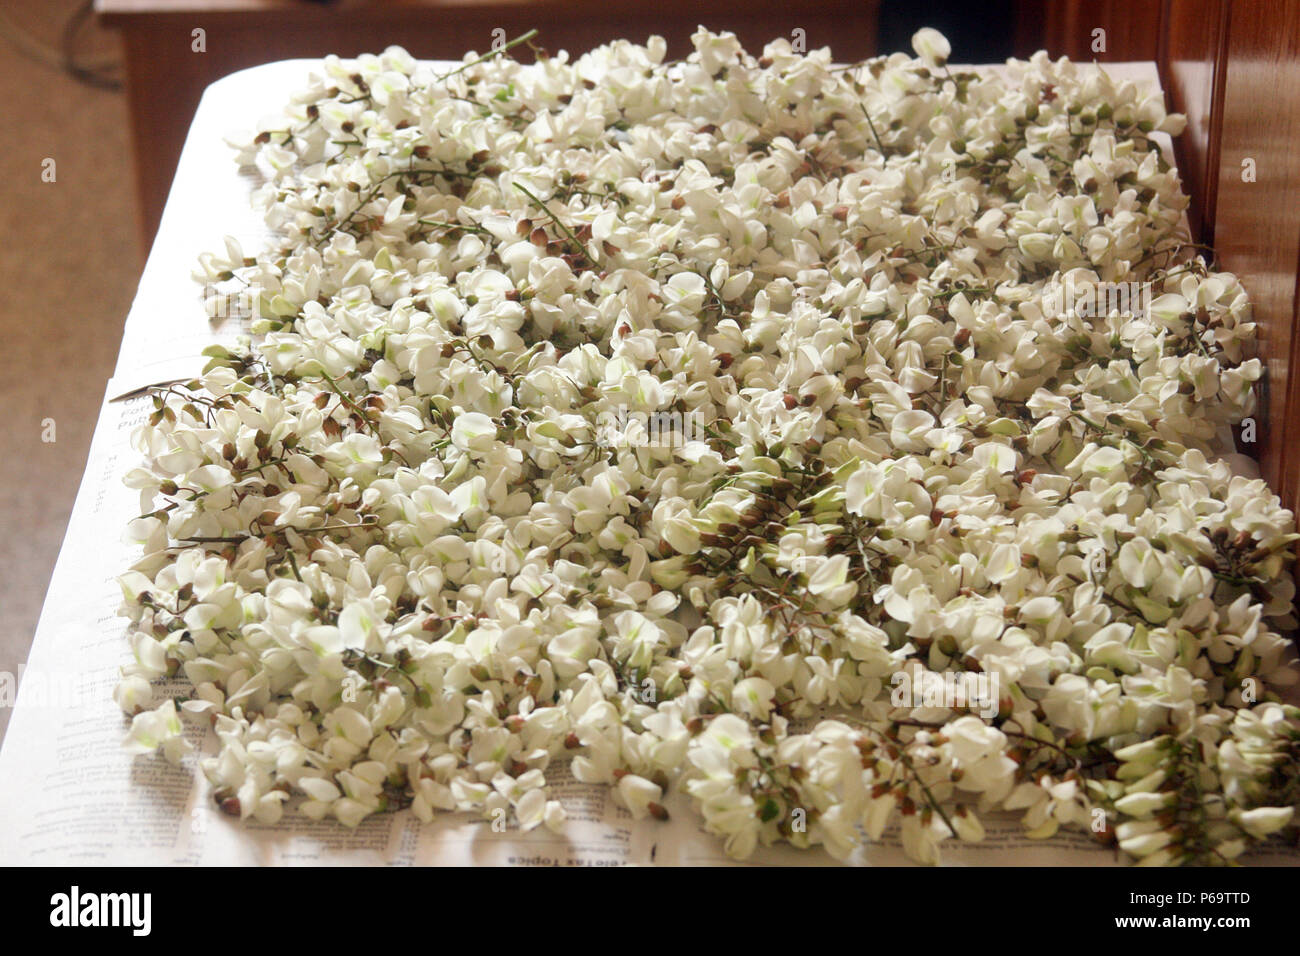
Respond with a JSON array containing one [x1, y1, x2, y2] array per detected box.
[[0, 3, 137, 744]]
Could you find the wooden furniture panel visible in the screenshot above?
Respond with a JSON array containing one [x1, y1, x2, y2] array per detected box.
[[1014, 0, 1163, 62], [1157, 0, 1229, 244], [1212, 0, 1300, 515]]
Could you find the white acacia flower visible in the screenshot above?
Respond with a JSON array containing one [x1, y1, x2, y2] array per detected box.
[[911, 28, 951, 69], [450, 412, 497, 452], [114, 26, 1295, 867], [124, 699, 191, 762]]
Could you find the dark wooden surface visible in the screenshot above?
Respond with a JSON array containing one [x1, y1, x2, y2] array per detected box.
[[1015, 0, 1163, 62], [1211, 0, 1300, 514], [1157, 0, 1230, 245]]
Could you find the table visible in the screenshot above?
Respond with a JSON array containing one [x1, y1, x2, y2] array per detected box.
[[0, 55, 1286, 866]]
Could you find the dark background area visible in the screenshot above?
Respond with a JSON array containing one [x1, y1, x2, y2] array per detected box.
[[876, 0, 1017, 62]]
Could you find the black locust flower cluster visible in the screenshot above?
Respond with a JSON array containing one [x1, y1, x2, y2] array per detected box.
[[117, 28, 1300, 864]]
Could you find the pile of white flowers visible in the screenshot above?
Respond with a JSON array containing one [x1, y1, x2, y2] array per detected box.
[[117, 27, 1300, 865]]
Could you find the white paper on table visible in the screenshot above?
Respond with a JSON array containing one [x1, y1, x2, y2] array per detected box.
[[0, 56, 1289, 866]]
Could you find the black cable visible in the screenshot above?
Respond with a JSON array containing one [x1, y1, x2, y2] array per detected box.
[[0, 0, 123, 91], [61, 0, 122, 91]]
